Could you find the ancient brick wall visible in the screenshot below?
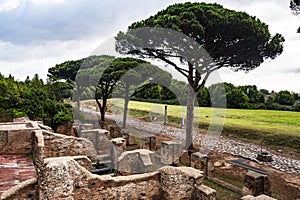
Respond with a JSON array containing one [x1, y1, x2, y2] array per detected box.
[[89, 171, 162, 199], [6, 154, 215, 200], [42, 131, 97, 162], [36, 157, 162, 200], [0, 123, 38, 154], [36, 157, 219, 200]]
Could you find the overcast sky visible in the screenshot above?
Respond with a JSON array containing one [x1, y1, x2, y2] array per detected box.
[[0, 0, 299, 92]]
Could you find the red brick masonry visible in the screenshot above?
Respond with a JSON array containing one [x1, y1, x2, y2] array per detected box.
[[0, 154, 36, 195]]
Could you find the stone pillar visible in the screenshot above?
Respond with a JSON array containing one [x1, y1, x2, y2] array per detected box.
[[111, 137, 126, 169], [140, 135, 156, 151], [191, 152, 208, 175], [160, 141, 181, 165], [243, 170, 271, 197], [111, 138, 126, 150]]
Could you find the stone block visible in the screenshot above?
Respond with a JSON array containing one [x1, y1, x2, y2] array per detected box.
[[117, 149, 154, 175], [81, 123, 94, 130], [80, 129, 111, 155], [111, 137, 126, 150], [13, 117, 30, 123], [90, 171, 161, 199], [191, 152, 208, 172], [257, 152, 273, 162], [243, 170, 271, 197], [4, 130, 32, 154], [195, 184, 216, 200], [241, 194, 277, 200], [158, 166, 204, 199], [160, 141, 181, 165]]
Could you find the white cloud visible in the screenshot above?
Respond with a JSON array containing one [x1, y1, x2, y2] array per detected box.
[[30, 0, 67, 5], [0, 37, 105, 80], [0, 0, 20, 12]]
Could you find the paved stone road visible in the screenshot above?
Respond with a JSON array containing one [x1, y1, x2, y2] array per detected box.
[[108, 113, 300, 175]]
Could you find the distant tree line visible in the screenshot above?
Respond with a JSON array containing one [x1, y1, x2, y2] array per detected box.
[[0, 73, 73, 130], [133, 80, 300, 112], [290, 0, 300, 33]]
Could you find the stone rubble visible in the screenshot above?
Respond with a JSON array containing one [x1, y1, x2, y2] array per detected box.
[[108, 113, 300, 175]]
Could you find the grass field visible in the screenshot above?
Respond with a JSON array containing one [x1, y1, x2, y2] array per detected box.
[[107, 99, 300, 153]]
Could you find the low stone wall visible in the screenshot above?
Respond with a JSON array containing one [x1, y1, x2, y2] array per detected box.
[[89, 170, 161, 199], [159, 166, 211, 199], [36, 157, 161, 199], [5, 155, 214, 200], [0, 178, 37, 200], [0, 121, 47, 154], [40, 157, 217, 200]]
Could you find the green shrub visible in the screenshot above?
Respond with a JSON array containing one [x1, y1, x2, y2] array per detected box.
[[7, 108, 26, 118]]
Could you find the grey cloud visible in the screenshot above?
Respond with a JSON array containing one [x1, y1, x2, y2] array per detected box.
[[0, 0, 174, 45], [292, 68, 300, 73]]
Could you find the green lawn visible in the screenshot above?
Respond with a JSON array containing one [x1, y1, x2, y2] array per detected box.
[[109, 99, 300, 152], [117, 100, 300, 135]]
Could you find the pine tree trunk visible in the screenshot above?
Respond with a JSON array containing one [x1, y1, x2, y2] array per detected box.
[[77, 96, 80, 109], [185, 85, 196, 149], [122, 84, 130, 128], [96, 98, 106, 126]]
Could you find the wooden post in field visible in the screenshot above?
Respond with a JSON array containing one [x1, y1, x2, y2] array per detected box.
[[180, 117, 184, 129], [164, 105, 168, 125]]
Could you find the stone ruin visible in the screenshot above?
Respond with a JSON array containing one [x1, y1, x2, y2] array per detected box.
[[0, 119, 216, 200], [0, 119, 278, 200]]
